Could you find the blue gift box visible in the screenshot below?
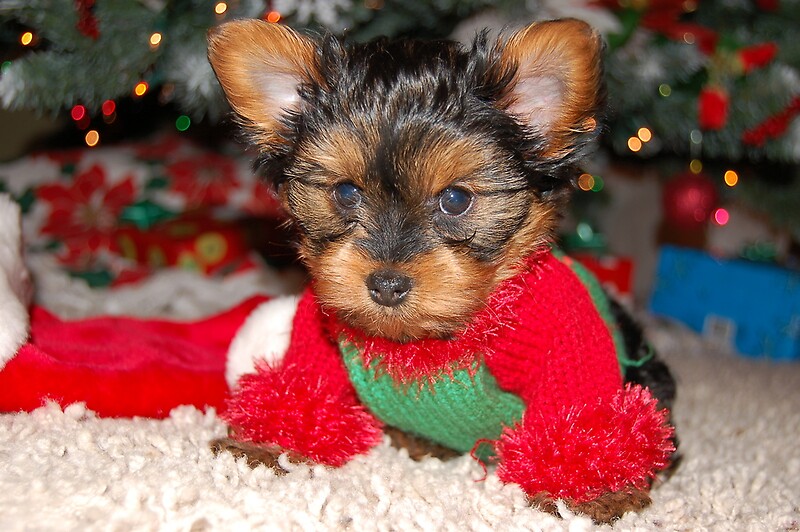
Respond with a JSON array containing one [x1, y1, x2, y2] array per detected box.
[[650, 245, 800, 361]]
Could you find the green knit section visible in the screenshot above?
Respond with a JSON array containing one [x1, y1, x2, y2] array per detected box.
[[340, 341, 525, 461], [550, 248, 640, 371]]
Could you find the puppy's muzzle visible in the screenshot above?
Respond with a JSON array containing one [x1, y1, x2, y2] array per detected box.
[[366, 269, 413, 307]]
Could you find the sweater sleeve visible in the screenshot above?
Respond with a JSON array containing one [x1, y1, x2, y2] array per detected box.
[[222, 287, 384, 467], [485, 252, 623, 416], [485, 253, 674, 503]]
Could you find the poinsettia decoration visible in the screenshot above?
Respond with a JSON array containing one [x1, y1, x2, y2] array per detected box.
[[166, 153, 240, 208], [37, 164, 136, 267], [0, 134, 285, 288]]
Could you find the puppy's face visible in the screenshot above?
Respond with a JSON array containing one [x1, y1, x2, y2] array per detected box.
[[208, 19, 604, 341]]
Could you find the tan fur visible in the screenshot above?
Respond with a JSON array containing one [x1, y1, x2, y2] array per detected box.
[[498, 19, 603, 159], [292, 128, 370, 188], [409, 135, 487, 196], [207, 20, 320, 146], [309, 238, 497, 341], [493, 199, 560, 284]]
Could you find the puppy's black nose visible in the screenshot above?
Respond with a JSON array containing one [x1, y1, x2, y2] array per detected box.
[[366, 269, 413, 307]]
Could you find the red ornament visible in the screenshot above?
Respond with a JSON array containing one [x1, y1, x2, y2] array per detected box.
[[698, 86, 729, 130], [75, 0, 100, 40], [662, 172, 719, 230], [738, 42, 779, 74]]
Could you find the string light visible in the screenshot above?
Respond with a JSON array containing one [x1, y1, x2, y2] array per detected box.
[[85, 130, 100, 147], [628, 136, 643, 152], [637, 127, 652, 143], [578, 173, 595, 191], [175, 115, 191, 132], [713, 208, 730, 226], [215, 2, 228, 15], [20, 31, 34, 46], [689, 159, 703, 174], [70, 105, 87, 122], [101, 100, 116, 116], [658, 84, 672, 97], [683, 32, 696, 45], [133, 81, 149, 97], [149, 32, 162, 49], [266, 10, 281, 23], [724, 170, 739, 187]]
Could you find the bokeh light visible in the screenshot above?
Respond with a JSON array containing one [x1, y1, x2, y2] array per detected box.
[[101, 99, 116, 116], [70, 105, 86, 121], [578, 173, 595, 191], [133, 81, 149, 97], [85, 130, 100, 147], [713, 208, 730, 226], [724, 170, 739, 187], [175, 115, 191, 132]]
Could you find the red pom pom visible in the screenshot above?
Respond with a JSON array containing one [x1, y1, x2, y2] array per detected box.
[[699, 86, 729, 130], [223, 361, 384, 467], [496, 384, 675, 504]]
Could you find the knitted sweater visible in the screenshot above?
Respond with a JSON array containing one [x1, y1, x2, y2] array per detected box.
[[335, 250, 625, 456], [224, 249, 674, 503]]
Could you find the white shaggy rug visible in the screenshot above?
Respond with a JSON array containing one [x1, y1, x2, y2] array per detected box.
[[1, 265, 799, 531]]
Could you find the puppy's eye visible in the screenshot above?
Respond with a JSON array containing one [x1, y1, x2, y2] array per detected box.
[[438, 187, 473, 216], [333, 182, 362, 210]]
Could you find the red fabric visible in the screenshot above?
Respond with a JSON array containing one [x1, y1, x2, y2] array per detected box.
[[496, 384, 675, 503], [222, 288, 384, 465], [0, 296, 267, 418], [483, 254, 673, 500], [484, 253, 622, 418]]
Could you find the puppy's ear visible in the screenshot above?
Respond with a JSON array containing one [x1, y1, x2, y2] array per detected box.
[[497, 19, 604, 160], [207, 19, 319, 145]]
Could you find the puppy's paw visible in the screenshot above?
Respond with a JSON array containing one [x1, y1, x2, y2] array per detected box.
[[210, 436, 310, 473], [528, 487, 651, 525]]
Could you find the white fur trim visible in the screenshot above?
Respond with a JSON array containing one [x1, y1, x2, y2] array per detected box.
[[0, 194, 32, 370], [225, 294, 300, 388]]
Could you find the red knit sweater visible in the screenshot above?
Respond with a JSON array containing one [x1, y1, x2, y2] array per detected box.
[[224, 250, 674, 503]]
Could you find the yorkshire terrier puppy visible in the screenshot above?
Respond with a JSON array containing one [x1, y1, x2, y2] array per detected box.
[[207, 17, 677, 524]]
